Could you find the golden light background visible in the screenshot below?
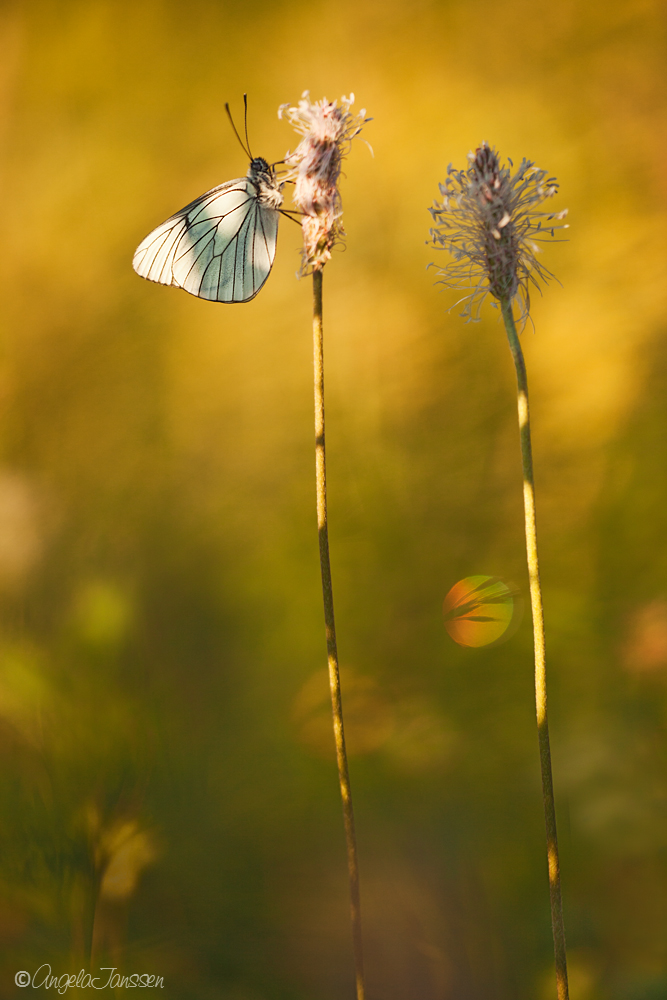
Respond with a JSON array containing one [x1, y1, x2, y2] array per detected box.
[[0, 0, 665, 997]]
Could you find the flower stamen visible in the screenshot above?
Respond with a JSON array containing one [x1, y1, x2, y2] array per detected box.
[[279, 92, 371, 272], [429, 141, 568, 321]]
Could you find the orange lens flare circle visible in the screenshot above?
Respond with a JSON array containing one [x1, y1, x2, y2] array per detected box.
[[443, 575, 519, 648]]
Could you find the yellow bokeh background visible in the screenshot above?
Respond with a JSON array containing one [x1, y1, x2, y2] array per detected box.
[[0, 0, 665, 996]]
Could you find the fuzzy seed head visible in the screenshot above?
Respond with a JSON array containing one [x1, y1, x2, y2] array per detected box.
[[279, 92, 370, 272], [429, 142, 568, 321]]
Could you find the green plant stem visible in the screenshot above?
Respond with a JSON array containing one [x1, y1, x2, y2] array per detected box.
[[84, 859, 100, 967], [312, 268, 366, 1000], [501, 298, 569, 1000]]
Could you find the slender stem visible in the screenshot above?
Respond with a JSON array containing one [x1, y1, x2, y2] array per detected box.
[[501, 299, 569, 1000], [83, 858, 100, 968], [312, 268, 366, 1000]]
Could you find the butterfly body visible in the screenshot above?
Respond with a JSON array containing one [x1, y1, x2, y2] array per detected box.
[[133, 157, 283, 303]]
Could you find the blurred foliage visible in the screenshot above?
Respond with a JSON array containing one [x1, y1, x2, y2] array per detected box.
[[0, 0, 665, 996]]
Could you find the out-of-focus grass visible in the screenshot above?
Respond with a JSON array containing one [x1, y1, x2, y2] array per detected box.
[[0, 0, 665, 996]]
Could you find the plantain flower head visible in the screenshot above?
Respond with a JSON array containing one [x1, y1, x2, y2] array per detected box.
[[429, 142, 568, 321], [279, 92, 370, 272]]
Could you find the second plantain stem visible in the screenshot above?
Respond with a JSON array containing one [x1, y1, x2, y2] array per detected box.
[[501, 298, 569, 1000]]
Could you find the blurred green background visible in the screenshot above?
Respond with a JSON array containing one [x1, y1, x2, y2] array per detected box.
[[0, 0, 666, 996]]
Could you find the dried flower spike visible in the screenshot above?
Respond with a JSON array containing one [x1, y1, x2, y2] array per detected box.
[[429, 144, 571, 1000], [429, 142, 568, 321], [279, 92, 370, 272], [279, 90, 372, 1000]]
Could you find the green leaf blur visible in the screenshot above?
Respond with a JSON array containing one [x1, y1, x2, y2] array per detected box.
[[0, 0, 665, 997]]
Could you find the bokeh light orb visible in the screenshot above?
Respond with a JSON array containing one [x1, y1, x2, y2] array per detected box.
[[443, 575, 520, 648]]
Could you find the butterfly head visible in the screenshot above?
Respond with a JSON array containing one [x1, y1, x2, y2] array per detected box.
[[249, 156, 270, 174], [248, 157, 284, 209]]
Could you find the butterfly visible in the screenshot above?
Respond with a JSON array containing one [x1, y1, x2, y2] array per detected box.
[[133, 100, 285, 303]]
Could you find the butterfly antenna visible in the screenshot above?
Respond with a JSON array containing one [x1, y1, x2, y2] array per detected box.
[[243, 93, 254, 160], [225, 100, 252, 159]]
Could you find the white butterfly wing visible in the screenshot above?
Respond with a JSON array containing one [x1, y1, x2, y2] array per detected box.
[[133, 177, 279, 303], [132, 183, 233, 288]]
